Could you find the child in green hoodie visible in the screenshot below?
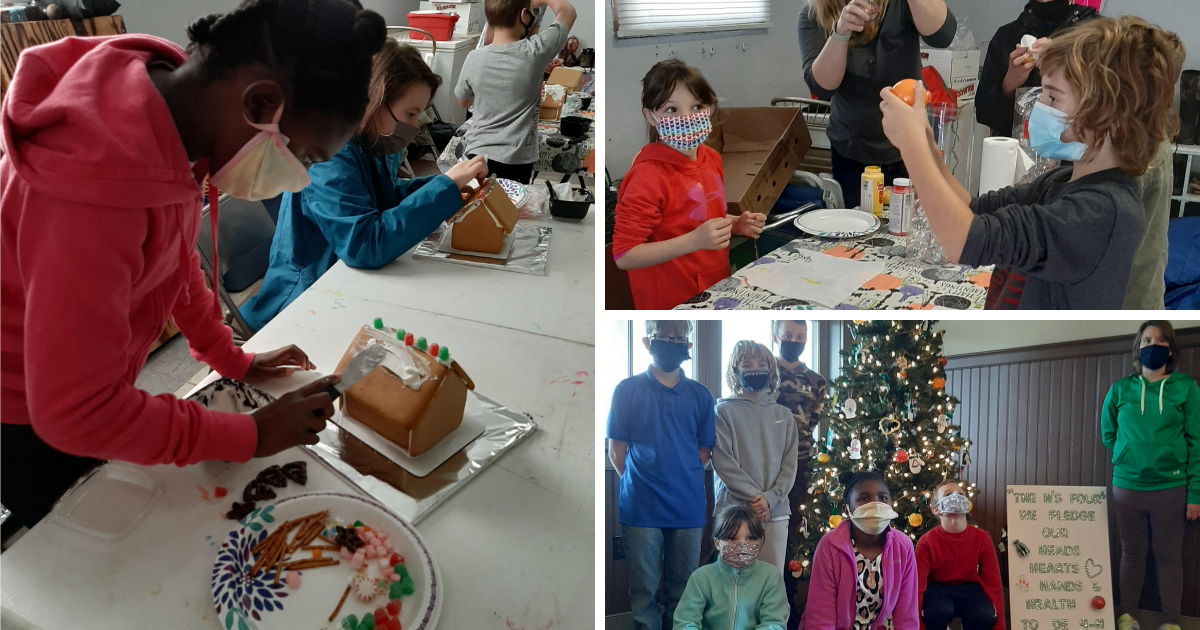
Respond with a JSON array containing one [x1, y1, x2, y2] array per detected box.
[[1100, 321, 1200, 630], [674, 503, 789, 630], [712, 340, 799, 574]]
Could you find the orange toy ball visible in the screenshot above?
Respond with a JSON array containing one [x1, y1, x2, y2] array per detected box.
[[891, 79, 931, 106]]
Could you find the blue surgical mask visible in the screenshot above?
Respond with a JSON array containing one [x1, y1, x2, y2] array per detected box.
[[1028, 101, 1087, 161]]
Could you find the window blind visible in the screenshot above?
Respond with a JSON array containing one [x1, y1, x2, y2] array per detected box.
[[613, 0, 772, 38]]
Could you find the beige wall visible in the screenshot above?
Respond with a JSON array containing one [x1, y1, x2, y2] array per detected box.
[[938, 321, 1200, 357]]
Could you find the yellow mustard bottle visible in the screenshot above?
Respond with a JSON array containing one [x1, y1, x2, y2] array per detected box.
[[861, 166, 885, 218]]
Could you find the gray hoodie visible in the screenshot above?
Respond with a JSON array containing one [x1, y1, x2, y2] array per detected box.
[[712, 395, 799, 521]]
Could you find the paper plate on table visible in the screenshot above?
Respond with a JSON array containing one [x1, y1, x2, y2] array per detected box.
[[496, 178, 528, 208], [212, 491, 441, 630], [793, 208, 881, 239]]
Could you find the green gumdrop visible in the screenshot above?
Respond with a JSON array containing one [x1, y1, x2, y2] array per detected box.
[[389, 581, 404, 600], [396, 328, 406, 341], [400, 578, 415, 597], [373, 318, 383, 330], [416, 337, 427, 351], [394, 563, 409, 578], [439, 346, 449, 361], [342, 614, 358, 630], [362, 615, 376, 630], [353, 520, 364, 528]]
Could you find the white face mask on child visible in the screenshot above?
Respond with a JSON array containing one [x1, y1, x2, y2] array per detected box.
[[211, 103, 311, 201], [849, 502, 898, 535]]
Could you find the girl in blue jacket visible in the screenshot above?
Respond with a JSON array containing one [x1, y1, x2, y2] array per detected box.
[[242, 40, 487, 330]]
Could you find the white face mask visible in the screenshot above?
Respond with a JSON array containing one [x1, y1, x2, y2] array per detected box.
[[211, 103, 311, 201], [849, 502, 898, 535]]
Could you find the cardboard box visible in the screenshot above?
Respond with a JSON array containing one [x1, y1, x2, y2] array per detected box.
[[417, 0, 483, 34], [546, 67, 585, 94], [704, 107, 812, 216], [920, 49, 980, 102]]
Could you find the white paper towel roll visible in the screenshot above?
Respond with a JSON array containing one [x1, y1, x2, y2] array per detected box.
[[979, 137, 1020, 195]]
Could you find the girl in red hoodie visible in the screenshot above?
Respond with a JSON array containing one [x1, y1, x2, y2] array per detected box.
[[0, 0, 389, 528], [611, 60, 767, 310], [915, 481, 1004, 630]]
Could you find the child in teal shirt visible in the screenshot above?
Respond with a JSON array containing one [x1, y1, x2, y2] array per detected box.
[[673, 503, 789, 630]]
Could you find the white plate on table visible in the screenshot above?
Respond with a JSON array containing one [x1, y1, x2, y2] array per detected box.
[[793, 208, 881, 239], [496, 178, 528, 208], [212, 492, 441, 630]]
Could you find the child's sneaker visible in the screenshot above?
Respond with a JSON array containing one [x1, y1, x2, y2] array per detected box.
[[1117, 614, 1140, 630], [1155, 624, 1180, 630]]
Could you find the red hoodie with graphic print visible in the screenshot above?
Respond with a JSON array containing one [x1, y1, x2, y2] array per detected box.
[[611, 142, 730, 310], [1, 35, 257, 466]]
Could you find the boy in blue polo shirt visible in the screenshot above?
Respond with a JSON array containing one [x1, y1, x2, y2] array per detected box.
[[608, 320, 716, 630]]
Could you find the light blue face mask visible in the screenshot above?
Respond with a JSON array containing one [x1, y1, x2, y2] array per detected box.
[[1028, 101, 1087, 161]]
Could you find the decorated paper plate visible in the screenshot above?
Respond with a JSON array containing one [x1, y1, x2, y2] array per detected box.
[[496, 178, 529, 208], [793, 208, 881, 239], [212, 491, 441, 630]]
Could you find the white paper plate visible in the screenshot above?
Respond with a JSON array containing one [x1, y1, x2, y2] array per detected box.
[[793, 208, 881, 239], [212, 492, 441, 630], [496, 178, 528, 208]]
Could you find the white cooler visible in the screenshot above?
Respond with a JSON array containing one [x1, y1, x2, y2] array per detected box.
[[395, 33, 480, 125]]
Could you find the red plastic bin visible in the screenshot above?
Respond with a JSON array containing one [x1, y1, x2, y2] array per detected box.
[[406, 11, 459, 41]]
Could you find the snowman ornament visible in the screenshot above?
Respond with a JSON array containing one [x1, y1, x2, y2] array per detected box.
[[849, 438, 862, 460], [908, 455, 924, 474], [936, 413, 949, 434]]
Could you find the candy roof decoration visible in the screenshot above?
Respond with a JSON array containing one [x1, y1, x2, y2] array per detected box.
[[448, 175, 519, 255]]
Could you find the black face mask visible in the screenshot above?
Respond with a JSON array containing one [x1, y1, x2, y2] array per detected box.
[[521, 9, 534, 39], [649, 340, 690, 373], [778, 341, 805, 363], [1140, 345, 1171, 371], [739, 370, 771, 392], [1028, 0, 1071, 24]]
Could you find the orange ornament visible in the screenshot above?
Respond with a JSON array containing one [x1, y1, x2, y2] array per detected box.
[[890, 79, 932, 106], [932, 377, 945, 389]]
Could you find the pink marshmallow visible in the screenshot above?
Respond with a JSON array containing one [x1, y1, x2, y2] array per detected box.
[[350, 556, 364, 570], [378, 558, 392, 572], [285, 571, 302, 589], [389, 572, 401, 582], [340, 547, 353, 560], [354, 526, 365, 535], [373, 545, 385, 557], [365, 546, 377, 559]]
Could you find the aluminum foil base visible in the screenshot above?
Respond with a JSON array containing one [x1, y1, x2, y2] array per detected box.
[[304, 391, 537, 524], [412, 223, 551, 275]]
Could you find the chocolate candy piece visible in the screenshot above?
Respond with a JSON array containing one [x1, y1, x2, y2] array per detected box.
[[226, 501, 256, 520], [256, 466, 289, 488], [281, 461, 308, 485], [334, 525, 365, 552], [243, 480, 277, 503]]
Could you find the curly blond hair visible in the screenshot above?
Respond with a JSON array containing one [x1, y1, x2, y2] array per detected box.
[[725, 340, 780, 396], [1037, 16, 1183, 176]]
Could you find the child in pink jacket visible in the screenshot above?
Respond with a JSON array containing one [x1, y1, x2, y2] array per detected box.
[[801, 470, 919, 630]]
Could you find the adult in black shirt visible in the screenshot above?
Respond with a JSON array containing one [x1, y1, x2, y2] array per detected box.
[[975, 0, 1097, 137]]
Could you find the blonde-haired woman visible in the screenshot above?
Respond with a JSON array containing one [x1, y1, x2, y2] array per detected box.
[[712, 340, 798, 574], [798, 0, 956, 203], [242, 39, 489, 331]]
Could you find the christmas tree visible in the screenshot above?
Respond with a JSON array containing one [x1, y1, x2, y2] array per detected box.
[[788, 320, 975, 580]]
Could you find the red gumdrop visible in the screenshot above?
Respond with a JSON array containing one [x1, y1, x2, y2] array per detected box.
[[375, 608, 388, 624], [404, 333, 414, 346], [389, 553, 402, 566], [429, 343, 439, 357], [387, 619, 402, 630], [213, 487, 227, 498], [387, 599, 402, 616], [1091, 597, 1105, 610]]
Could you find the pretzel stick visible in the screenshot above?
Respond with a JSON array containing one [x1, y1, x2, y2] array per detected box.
[[302, 545, 340, 551], [329, 583, 353, 622], [284, 558, 340, 570]]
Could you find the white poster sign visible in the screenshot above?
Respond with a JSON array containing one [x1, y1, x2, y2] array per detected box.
[[1005, 486, 1115, 630]]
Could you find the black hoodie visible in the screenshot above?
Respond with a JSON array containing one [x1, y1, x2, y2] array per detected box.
[[975, 1, 1098, 136]]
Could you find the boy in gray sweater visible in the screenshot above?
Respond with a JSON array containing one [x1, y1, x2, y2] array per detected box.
[[455, 0, 574, 184], [712, 340, 798, 575]]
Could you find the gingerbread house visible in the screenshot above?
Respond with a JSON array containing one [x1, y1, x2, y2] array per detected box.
[[448, 176, 519, 254], [334, 320, 475, 457]]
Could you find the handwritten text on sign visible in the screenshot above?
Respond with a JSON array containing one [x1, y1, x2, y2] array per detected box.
[[1005, 486, 1114, 630]]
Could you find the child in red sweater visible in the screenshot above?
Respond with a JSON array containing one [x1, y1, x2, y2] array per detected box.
[[611, 60, 766, 310], [915, 481, 1004, 630]]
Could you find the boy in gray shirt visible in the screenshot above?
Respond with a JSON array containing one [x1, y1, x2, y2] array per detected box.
[[455, 0, 575, 183]]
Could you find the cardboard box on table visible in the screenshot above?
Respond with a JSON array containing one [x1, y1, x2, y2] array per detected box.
[[539, 67, 586, 120], [920, 49, 980, 101], [704, 107, 812, 216]]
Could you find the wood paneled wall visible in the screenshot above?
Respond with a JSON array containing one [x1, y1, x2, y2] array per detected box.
[[946, 329, 1200, 619]]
